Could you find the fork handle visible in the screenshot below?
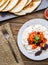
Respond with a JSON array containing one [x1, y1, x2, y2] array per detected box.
[[6, 39, 19, 63]]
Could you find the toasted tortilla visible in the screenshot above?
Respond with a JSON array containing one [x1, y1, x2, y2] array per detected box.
[[0, 0, 7, 7], [26, 0, 32, 6], [0, 0, 10, 11], [10, 0, 28, 13], [2, 0, 19, 11], [15, 0, 41, 15]]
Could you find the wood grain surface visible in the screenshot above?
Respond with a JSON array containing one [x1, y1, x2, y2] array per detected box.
[[0, 10, 48, 65]]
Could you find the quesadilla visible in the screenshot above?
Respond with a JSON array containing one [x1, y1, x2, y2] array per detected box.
[[10, 0, 28, 13], [26, 0, 32, 6], [2, 0, 19, 11], [0, 0, 10, 11], [0, 0, 7, 7], [15, 0, 41, 15]]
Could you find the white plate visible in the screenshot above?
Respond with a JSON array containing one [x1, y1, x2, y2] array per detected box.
[[17, 19, 48, 61]]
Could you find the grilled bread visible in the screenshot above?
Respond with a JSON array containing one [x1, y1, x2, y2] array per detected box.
[[2, 0, 19, 12], [10, 0, 28, 13], [26, 0, 32, 6], [0, 0, 7, 7], [0, 0, 10, 11], [14, 0, 41, 15]]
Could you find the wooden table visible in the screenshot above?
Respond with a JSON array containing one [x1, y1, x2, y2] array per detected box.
[[1, 10, 48, 65]]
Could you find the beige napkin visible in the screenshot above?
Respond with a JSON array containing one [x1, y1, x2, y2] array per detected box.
[[0, 23, 24, 65]]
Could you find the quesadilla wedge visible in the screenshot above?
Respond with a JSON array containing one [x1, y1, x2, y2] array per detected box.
[[15, 0, 41, 15], [26, 0, 32, 6], [2, 0, 19, 12], [10, 0, 28, 13], [0, 0, 10, 11], [0, 0, 7, 7]]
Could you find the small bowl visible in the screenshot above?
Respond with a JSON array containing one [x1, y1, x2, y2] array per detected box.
[[44, 8, 48, 20]]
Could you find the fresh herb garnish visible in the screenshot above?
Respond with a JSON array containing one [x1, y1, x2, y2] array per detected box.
[[34, 35, 40, 43]]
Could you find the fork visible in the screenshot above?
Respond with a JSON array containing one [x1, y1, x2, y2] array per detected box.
[[2, 29, 19, 63]]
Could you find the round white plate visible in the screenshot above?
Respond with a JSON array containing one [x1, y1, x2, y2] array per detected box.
[[17, 19, 48, 61]]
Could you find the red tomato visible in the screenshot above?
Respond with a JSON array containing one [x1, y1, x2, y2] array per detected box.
[[44, 8, 48, 19], [32, 44, 37, 49]]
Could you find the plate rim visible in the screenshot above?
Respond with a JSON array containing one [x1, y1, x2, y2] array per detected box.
[[17, 18, 48, 61]]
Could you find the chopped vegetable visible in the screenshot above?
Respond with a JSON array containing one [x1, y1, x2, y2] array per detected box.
[[28, 31, 47, 49], [34, 35, 40, 43]]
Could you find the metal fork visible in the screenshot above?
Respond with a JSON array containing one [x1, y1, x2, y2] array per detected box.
[[2, 30, 19, 63]]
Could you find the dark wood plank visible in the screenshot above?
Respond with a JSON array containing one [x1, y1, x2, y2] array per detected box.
[[24, 61, 48, 65], [0, 9, 48, 65]]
